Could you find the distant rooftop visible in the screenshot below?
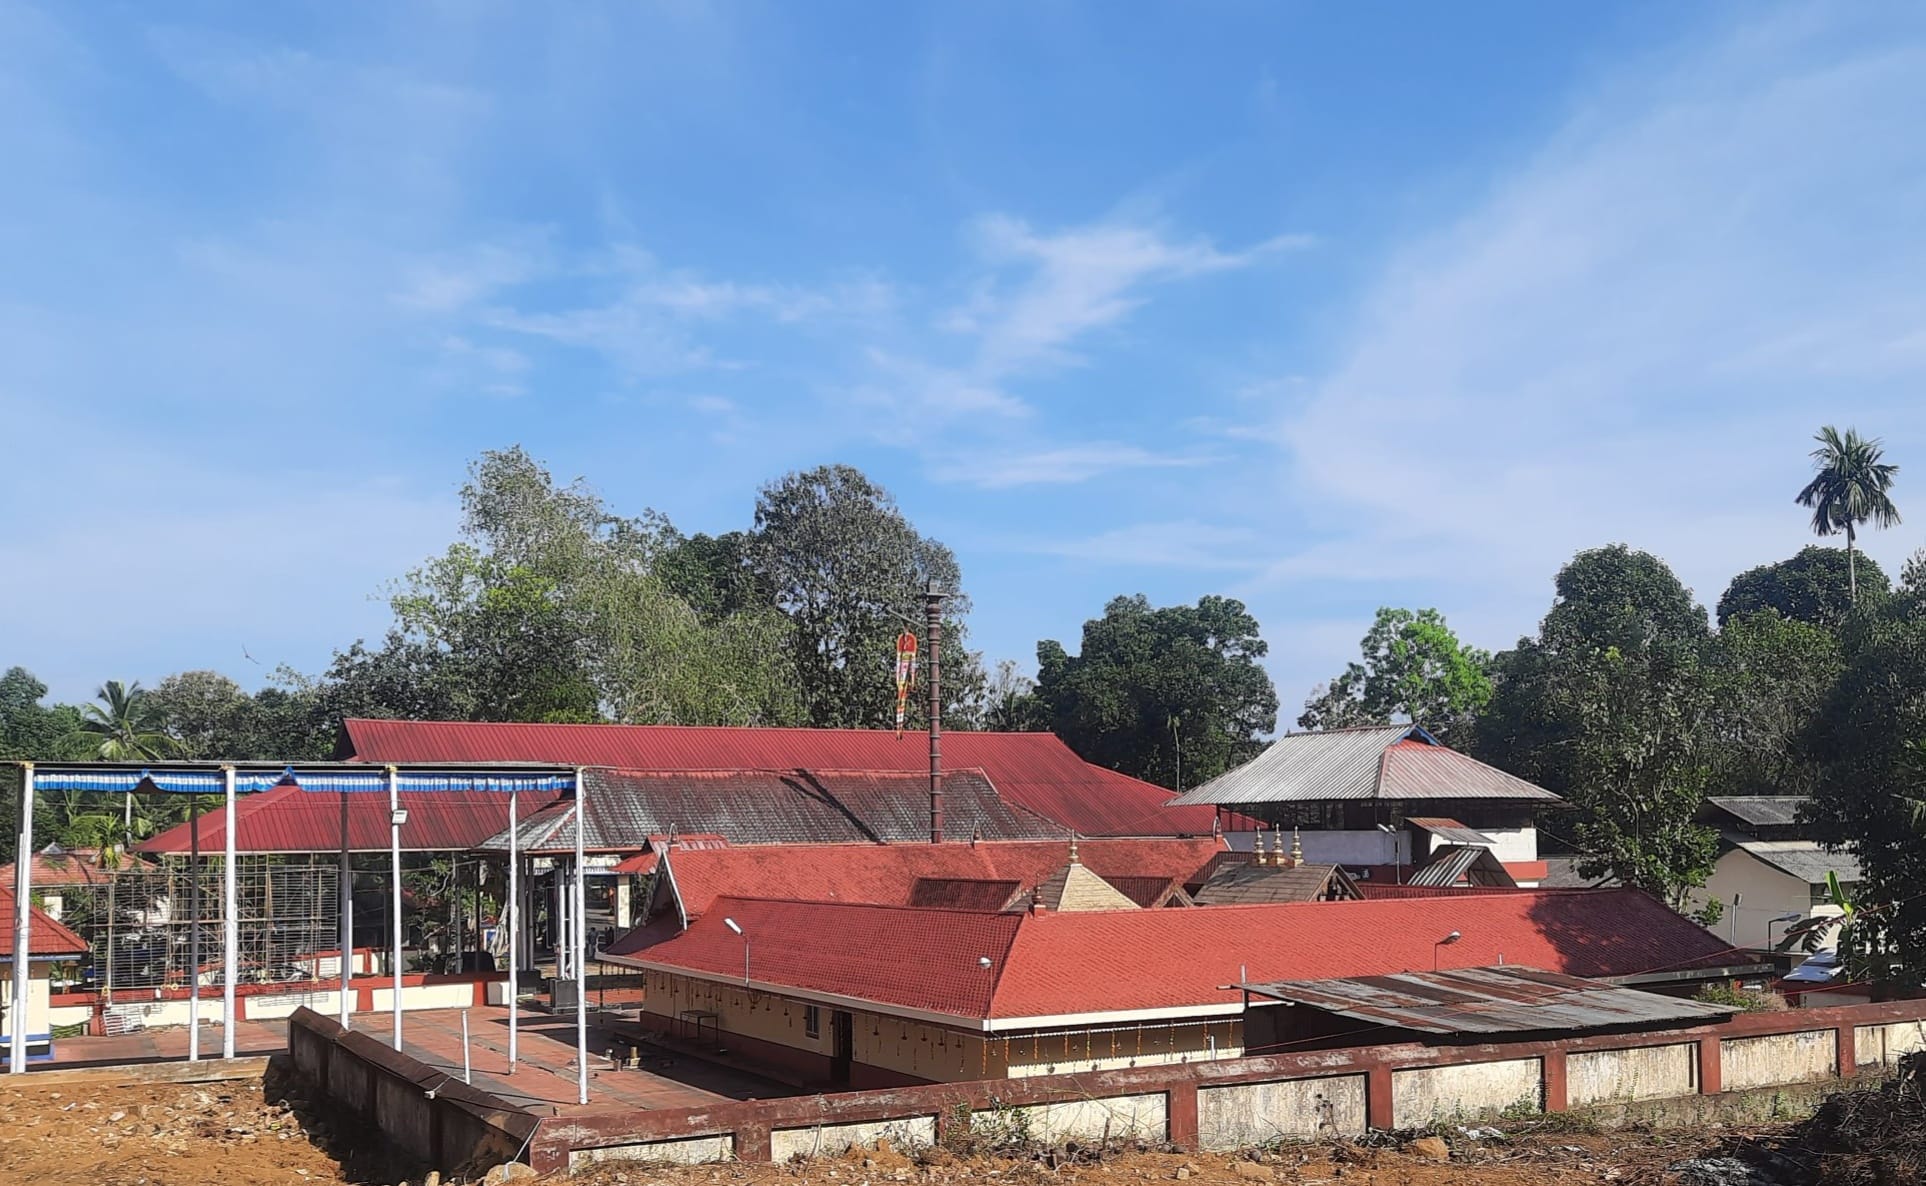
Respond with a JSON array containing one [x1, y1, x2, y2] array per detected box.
[[1170, 726, 1560, 808]]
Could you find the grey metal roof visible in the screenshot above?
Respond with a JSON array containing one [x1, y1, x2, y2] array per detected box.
[[1706, 797, 1807, 829], [475, 767, 1069, 853], [1408, 844, 1516, 888], [1243, 965, 1734, 1036], [1190, 861, 1359, 905], [1729, 839, 1861, 885], [1170, 726, 1559, 807], [1537, 857, 1619, 889], [1406, 818, 1497, 846]]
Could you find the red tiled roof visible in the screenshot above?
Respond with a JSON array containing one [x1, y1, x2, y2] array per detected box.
[[343, 719, 1221, 837], [616, 889, 1734, 1023], [653, 837, 1224, 926], [0, 847, 154, 888], [0, 890, 90, 960], [137, 782, 563, 854]]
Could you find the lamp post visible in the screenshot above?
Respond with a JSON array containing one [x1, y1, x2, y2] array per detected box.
[[1434, 930, 1462, 972], [725, 917, 749, 985]]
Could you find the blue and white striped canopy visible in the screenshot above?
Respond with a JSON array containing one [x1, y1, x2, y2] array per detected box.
[[30, 768, 574, 795]]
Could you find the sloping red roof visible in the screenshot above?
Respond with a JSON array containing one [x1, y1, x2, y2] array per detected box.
[[652, 837, 1224, 928], [617, 889, 1734, 1023], [137, 782, 563, 854], [0, 847, 154, 889], [343, 719, 1220, 837], [0, 890, 90, 960]]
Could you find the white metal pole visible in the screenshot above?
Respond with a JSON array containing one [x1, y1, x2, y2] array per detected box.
[[339, 788, 353, 1030], [574, 769, 588, 1106], [188, 796, 201, 1062], [507, 786, 518, 1071], [10, 763, 34, 1073], [389, 765, 403, 1051], [462, 1008, 472, 1084], [222, 765, 238, 1060]]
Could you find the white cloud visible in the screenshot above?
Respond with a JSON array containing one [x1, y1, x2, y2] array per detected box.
[[935, 443, 1208, 489], [1036, 520, 1265, 569], [1258, 6, 1926, 621]]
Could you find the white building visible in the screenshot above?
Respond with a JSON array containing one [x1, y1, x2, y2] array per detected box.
[[1686, 797, 1859, 952]]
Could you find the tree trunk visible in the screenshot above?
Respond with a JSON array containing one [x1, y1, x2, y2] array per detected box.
[[1848, 523, 1858, 602]]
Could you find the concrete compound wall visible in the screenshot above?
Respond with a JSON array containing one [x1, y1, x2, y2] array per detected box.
[[1568, 1042, 1698, 1105], [521, 999, 1926, 1171], [1390, 1057, 1542, 1126]]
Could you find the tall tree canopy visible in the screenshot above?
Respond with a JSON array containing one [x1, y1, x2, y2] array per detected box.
[[1298, 607, 1492, 743], [1795, 426, 1901, 602], [0, 668, 82, 862], [1033, 594, 1277, 791], [1702, 610, 1843, 798], [66, 680, 173, 761], [1717, 546, 1888, 627], [1473, 545, 1718, 902], [753, 464, 982, 728]]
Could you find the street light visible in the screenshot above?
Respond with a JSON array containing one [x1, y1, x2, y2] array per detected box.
[[724, 917, 749, 985], [1767, 912, 1804, 952], [1434, 930, 1462, 972]]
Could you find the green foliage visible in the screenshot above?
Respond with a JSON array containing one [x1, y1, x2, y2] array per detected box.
[[0, 668, 84, 862], [1297, 607, 1492, 743], [65, 680, 174, 762], [1474, 545, 1719, 902], [1718, 546, 1889, 627], [1703, 610, 1843, 797], [1692, 982, 1785, 1012], [1795, 425, 1901, 602], [1033, 594, 1277, 790], [754, 464, 982, 728]]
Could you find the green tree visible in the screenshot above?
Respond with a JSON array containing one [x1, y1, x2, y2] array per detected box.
[[977, 660, 1043, 732], [1033, 595, 1277, 790], [1717, 546, 1889, 628], [752, 464, 981, 728], [66, 680, 174, 762], [1703, 610, 1843, 798], [1298, 607, 1493, 744], [1473, 545, 1718, 901], [1795, 426, 1901, 603], [1802, 585, 1926, 985], [0, 668, 83, 863]]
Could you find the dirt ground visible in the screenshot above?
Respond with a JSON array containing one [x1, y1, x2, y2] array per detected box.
[[0, 1072, 1774, 1186]]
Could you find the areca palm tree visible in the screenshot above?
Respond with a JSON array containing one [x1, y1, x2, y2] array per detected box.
[[1795, 426, 1901, 602]]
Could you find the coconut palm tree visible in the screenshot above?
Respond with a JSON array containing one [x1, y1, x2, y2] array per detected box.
[[1795, 426, 1901, 602], [67, 680, 173, 762]]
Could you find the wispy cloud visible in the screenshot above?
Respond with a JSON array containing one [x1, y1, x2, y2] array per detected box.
[[934, 443, 1209, 489], [1035, 520, 1265, 569], [1255, 6, 1926, 620]]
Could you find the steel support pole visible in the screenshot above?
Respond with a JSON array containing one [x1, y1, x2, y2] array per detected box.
[[574, 768, 588, 1106], [188, 797, 201, 1061], [338, 789, 352, 1029], [389, 765, 403, 1051], [507, 786, 518, 1071], [222, 765, 238, 1059], [9, 763, 34, 1073]]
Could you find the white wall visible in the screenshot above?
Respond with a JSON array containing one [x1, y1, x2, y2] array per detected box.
[[1685, 851, 1837, 951], [1289, 831, 1411, 866]]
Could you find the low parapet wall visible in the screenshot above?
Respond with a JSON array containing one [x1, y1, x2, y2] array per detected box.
[[529, 999, 1926, 1172], [286, 1008, 537, 1177]]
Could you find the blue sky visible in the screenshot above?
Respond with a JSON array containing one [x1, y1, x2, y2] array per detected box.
[[4, 2, 1926, 714]]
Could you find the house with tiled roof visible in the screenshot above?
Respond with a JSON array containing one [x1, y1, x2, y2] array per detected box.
[[604, 836, 1225, 955], [1169, 727, 1561, 885], [343, 719, 1224, 838], [0, 889, 90, 1064], [0, 845, 156, 925], [604, 888, 1748, 1088]]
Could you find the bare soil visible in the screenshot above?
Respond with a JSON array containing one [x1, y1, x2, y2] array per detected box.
[[0, 1073, 1790, 1186]]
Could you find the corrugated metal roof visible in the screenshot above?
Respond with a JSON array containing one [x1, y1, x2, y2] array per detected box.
[[477, 767, 1068, 853], [1172, 728, 1561, 808], [343, 719, 1222, 837], [1538, 856, 1618, 889], [1243, 965, 1734, 1036], [138, 783, 559, 854], [1406, 818, 1497, 847], [1706, 797, 1807, 829], [1408, 845, 1517, 888], [1730, 839, 1861, 885]]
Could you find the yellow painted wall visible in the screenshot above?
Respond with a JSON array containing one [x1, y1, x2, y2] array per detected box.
[[1000, 1021, 1242, 1078], [0, 965, 54, 1039]]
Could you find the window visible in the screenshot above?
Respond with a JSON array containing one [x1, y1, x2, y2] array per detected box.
[[804, 1005, 821, 1039]]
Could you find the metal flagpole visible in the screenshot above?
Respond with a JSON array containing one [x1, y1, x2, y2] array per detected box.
[[507, 785, 518, 1071], [188, 796, 201, 1061], [222, 765, 238, 1059], [574, 768, 588, 1106], [338, 788, 352, 1029], [9, 762, 34, 1073], [389, 765, 403, 1051]]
